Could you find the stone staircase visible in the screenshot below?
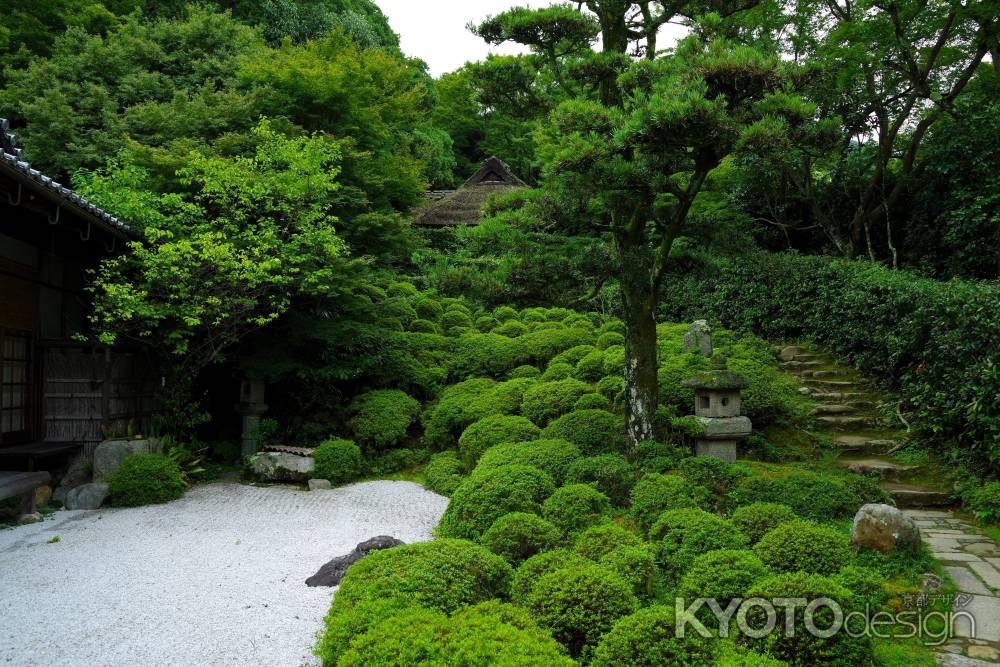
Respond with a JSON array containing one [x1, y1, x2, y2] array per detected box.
[[777, 345, 953, 508]]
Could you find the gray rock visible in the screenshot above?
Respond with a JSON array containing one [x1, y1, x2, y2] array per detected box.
[[250, 452, 314, 482], [305, 536, 405, 587], [850, 503, 921, 555], [779, 345, 808, 361], [308, 479, 332, 491], [93, 438, 161, 482], [695, 416, 753, 439], [64, 483, 109, 511], [53, 453, 92, 502], [16, 512, 42, 524], [683, 320, 713, 357]]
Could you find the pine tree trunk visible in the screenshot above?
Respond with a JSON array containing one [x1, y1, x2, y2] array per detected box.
[[616, 236, 658, 446]]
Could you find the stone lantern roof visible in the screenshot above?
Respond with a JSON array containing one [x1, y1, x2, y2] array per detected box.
[[681, 355, 748, 390]]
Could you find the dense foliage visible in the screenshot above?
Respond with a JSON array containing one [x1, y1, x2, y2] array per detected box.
[[106, 453, 186, 507]]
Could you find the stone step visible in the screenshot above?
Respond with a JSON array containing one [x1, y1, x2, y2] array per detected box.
[[780, 360, 825, 370], [816, 415, 874, 430], [810, 392, 869, 401], [804, 378, 862, 389], [812, 404, 860, 416], [778, 346, 809, 361], [831, 435, 902, 452], [883, 482, 953, 508], [809, 369, 853, 379], [837, 457, 920, 482]]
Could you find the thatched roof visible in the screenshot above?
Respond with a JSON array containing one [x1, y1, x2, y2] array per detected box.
[[413, 156, 527, 227]]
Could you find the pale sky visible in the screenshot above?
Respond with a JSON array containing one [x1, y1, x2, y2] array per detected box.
[[377, 1, 687, 77], [377, 0, 555, 76]]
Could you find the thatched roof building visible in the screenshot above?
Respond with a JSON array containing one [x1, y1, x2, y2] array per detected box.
[[413, 156, 527, 227]]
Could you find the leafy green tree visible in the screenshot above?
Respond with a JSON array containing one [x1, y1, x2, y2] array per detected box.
[[76, 120, 347, 428], [479, 3, 800, 444]]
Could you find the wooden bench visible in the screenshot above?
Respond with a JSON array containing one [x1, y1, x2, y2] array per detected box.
[[0, 470, 51, 521]]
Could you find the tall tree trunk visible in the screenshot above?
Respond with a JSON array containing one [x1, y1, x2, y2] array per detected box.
[[615, 234, 658, 445]]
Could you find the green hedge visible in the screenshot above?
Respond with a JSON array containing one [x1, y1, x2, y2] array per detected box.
[[106, 453, 186, 507], [661, 250, 1000, 471]]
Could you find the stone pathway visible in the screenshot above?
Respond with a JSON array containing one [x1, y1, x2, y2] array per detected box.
[[905, 509, 1000, 665]]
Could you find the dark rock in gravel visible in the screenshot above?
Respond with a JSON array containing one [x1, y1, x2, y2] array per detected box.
[[305, 536, 404, 587]]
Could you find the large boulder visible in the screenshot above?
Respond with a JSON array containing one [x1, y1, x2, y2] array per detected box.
[[305, 536, 405, 587], [249, 451, 314, 482], [683, 320, 713, 357], [53, 453, 92, 503], [64, 483, 109, 510], [93, 438, 161, 482], [850, 503, 921, 555]]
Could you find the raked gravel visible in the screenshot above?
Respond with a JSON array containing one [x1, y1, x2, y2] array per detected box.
[[0, 480, 448, 667]]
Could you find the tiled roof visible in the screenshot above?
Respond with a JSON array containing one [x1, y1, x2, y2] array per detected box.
[[1, 118, 136, 240]]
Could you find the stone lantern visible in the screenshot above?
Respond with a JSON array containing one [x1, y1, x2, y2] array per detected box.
[[681, 355, 752, 464], [235, 379, 268, 458]]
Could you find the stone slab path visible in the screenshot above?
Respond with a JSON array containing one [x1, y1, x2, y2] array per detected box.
[[0, 480, 448, 667], [905, 509, 1000, 665]]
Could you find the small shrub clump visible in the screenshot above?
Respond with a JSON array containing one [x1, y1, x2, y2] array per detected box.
[[574, 350, 607, 382], [629, 473, 698, 534], [521, 378, 592, 425], [566, 454, 636, 506], [457, 415, 541, 468], [729, 502, 798, 544], [969, 481, 1000, 525], [574, 392, 609, 410], [474, 439, 582, 485], [480, 512, 562, 565], [542, 483, 612, 537], [334, 538, 512, 614], [599, 545, 658, 599], [107, 453, 186, 507], [495, 320, 529, 338], [512, 548, 592, 602], [753, 520, 852, 575], [414, 298, 444, 321], [542, 409, 625, 455], [676, 549, 770, 611], [348, 389, 421, 450], [573, 522, 644, 561], [630, 439, 687, 473], [508, 364, 541, 379], [541, 362, 576, 382], [437, 464, 556, 540], [597, 331, 625, 350], [651, 508, 749, 578], [408, 318, 438, 334], [729, 471, 866, 521], [551, 344, 598, 367], [590, 605, 715, 667], [440, 309, 473, 332], [525, 562, 638, 657], [313, 439, 363, 485], [423, 451, 465, 496]]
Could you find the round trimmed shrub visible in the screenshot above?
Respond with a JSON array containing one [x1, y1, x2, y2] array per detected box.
[[493, 306, 519, 322], [422, 378, 497, 449], [730, 502, 798, 544], [335, 538, 512, 613], [446, 602, 576, 666], [715, 643, 789, 667], [457, 415, 540, 468], [551, 344, 598, 367], [574, 522, 644, 561], [408, 318, 438, 334], [542, 483, 612, 537], [348, 389, 421, 450], [521, 308, 547, 323], [566, 454, 636, 506], [521, 378, 591, 425], [599, 545, 657, 598], [531, 320, 565, 331], [541, 409, 624, 454], [728, 472, 864, 521], [441, 309, 473, 332], [481, 512, 562, 565], [631, 439, 687, 473], [676, 549, 770, 611], [508, 364, 541, 379], [313, 439, 363, 485], [387, 280, 419, 298], [381, 297, 418, 327], [541, 362, 575, 382], [590, 605, 714, 667], [106, 453, 186, 507], [515, 328, 595, 367], [495, 319, 529, 338], [512, 548, 592, 602], [740, 572, 874, 666], [629, 473, 697, 533], [474, 439, 582, 485], [316, 597, 424, 666], [753, 520, 852, 575], [414, 297, 443, 321], [602, 345, 625, 374], [599, 319, 625, 335], [574, 392, 609, 411], [835, 565, 886, 608], [475, 315, 498, 332], [471, 378, 536, 417], [562, 313, 595, 330], [575, 350, 607, 381], [437, 464, 556, 540], [597, 375, 624, 400], [651, 508, 749, 578], [423, 451, 465, 496], [679, 457, 750, 500], [443, 300, 471, 315], [597, 331, 625, 350], [525, 562, 638, 657]]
